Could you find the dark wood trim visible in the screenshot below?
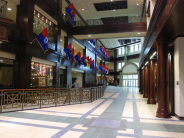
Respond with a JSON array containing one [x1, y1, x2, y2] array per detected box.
[[175, 114, 184, 120], [141, 0, 147, 21], [139, 0, 178, 67]]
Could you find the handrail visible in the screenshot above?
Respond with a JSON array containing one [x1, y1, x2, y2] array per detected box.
[[0, 0, 7, 17], [0, 86, 106, 113]]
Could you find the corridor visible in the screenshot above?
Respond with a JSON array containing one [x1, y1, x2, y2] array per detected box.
[[0, 86, 184, 138]]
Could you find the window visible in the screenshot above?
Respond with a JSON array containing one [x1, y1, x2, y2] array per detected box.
[[139, 43, 142, 51], [135, 44, 138, 52], [118, 63, 121, 69], [122, 62, 125, 67], [122, 47, 125, 54], [130, 46, 134, 52], [118, 48, 121, 55]]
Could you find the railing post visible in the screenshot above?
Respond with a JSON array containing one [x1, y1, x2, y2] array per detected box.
[[69, 88, 71, 105], [90, 87, 92, 102], [1, 91, 2, 113], [55, 89, 57, 107], [40, 90, 42, 109], [22, 90, 24, 111], [80, 88, 82, 104]]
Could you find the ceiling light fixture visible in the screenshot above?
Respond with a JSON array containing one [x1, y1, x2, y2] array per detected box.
[[60, 39, 62, 41], [88, 35, 91, 37], [113, 9, 115, 11], [137, 4, 139, 5], [7, 8, 11, 11], [111, 0, 113, 1], [138, 33, 140, 34], [82, 9, 84, 11]]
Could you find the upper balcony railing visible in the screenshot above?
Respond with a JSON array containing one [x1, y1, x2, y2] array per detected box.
[[75, 16, 146, 27], [0, 0, 7, 17]]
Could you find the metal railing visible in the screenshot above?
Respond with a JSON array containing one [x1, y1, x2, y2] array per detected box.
[[0, 0, 7, 17], [0, 86, 106, 113], [76, 16, 146, 27]]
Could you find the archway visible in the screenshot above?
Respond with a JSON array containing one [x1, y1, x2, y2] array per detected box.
[[119, 62, 139, 87]]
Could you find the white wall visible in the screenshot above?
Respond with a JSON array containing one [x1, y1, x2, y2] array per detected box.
[[174, 37, 184, 117], [123, 64, 137, 73], [72, 72, 83, 87]]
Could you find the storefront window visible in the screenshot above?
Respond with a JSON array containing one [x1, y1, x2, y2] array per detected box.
[[33, 10, 54, 42], [0, 58, 14, 88], [30, 62, 53, 87]]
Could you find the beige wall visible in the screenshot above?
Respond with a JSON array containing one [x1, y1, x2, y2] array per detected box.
[[71, 72, 83, 87], [105, 62, 114, 70], [174, 37, 184, 116]]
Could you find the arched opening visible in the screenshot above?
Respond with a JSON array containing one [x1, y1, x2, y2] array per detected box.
[[120, 63, 139, 87]]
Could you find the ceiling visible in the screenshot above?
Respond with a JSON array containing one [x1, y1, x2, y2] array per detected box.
[[98, 37, 143, 49], [6, 0, 20, 23], [74, 32, 146, 39], [62, 0, 144, 20]]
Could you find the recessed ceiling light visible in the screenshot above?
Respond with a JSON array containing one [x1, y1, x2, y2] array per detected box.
[[7, 8, 11, 11], [88, 35, 91, 37], [60, 39, 62, 41], [111, 0, 113, 1], [138, 33, 140, 34], [137, 4, 139, 5], [113, 9, 115, 11], [82, 9, 84, 11]]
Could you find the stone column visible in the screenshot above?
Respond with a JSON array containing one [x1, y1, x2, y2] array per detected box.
[[156, 38, 171, 118], [147, 60, 156, 104], [124, 46, 128, 64]]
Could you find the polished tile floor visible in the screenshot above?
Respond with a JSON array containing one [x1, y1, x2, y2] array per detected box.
[[0, 86, 184, 138]]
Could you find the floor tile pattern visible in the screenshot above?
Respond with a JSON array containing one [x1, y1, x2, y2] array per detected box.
[[0, 87, 184, 138]]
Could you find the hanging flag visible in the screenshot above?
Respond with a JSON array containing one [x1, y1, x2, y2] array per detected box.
[[66, 3, 74, 20], [65, 3, 76, 27], [75, 51, 81, 65], [70, 48, 75, 62], [86, 56, 90, 68], [64, 43, 72, 59], [36, 28, 49, 53], [81, 54, 87, 67], [89, 58, 92, 69], [92, 60, 95, 69]]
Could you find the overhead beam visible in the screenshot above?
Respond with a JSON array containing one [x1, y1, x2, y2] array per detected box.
[[71, 22, 147, 35]]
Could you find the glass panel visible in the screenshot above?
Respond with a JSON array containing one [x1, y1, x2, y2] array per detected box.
[[136, 80, 138, 86], [128, 75, 132, 79], [135, 44, 138, 52], [122, 47, 124, 54], [123, 80, 125, 86], [139, 44, 142, 51], [118, 63, 121, 69], [118, 48, 121, 55], [130, 46, 134, 52], [0, 58, 14, 88], [30, 62, 53, 87], [122, 62, 125, 67], [123, 75, 127, 79], [131, 80, 132, 86], [33, 10, 54, 42]]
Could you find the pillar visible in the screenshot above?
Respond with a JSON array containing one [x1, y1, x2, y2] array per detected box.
[[64, 34, 73, 88], [114, 49, 117, 80], [124, 46, 128, 63], [147, 60, 156, 104], [141, 68, 144, 94], [156, 38, 171, 118], [143, 65, 148, 98]]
